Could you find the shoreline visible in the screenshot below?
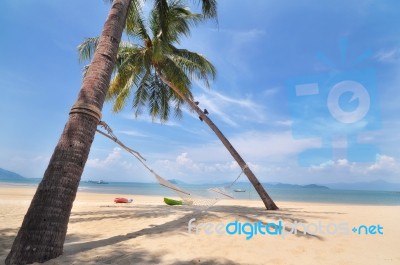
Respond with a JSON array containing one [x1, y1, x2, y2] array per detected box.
[[1, 181, 399, 206]]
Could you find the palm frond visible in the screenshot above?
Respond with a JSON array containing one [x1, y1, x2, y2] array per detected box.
[[112, 72, 135, 112], [166, 4, 203, 40], [152, 0, 169, 41], [168, 46, 216, 87], [198, 0, 217, 19], [115, 46, 144, 69], [126, 1, 152, 42], [108, 66, 134, 100], [100, 0, 216, 122], [151, 0, 203, 42], [77, 37, 100, 62], [132, 70, 152, 118], [159, 56, 193, 99], [108, 47, 145, 96], [150, 36, 171, 63], [119, 40, 135, 48]]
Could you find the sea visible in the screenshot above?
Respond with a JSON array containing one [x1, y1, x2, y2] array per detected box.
[[2, 178, 400, 205]]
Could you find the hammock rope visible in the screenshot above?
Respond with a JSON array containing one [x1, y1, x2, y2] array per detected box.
[[96, 121, 245, 208]]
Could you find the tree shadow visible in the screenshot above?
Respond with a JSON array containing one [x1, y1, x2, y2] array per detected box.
[[58, 247, 242, 265], [1, 203, 339, 264], [0, 228, 19, 262], [64, 211, 195, 256], [68, 248, 163, 264], [64, 203, 331, 258], [69, 205, 193, 223], [197, 205, 326, 240], [171, 258, 242, 265]]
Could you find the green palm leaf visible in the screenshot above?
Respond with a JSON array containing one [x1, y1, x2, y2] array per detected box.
[[79, 0, 216, 122]]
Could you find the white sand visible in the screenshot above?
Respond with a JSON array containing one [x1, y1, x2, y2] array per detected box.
[[1, 185, 399, 264]]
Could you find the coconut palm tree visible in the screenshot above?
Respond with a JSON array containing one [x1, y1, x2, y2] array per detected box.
[[6, 1, 217, 264], [5, 1, 133, 264], [79, 0, 278, 210]]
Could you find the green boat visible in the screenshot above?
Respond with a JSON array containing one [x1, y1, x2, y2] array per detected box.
[[163, 197, 183, 205]]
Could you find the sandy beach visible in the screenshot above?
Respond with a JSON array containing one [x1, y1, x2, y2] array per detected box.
[[1, 185, 399, 265]]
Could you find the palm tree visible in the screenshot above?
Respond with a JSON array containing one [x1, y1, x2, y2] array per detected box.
[[79, 0, 278, 210], [5, 1, 133, 264]]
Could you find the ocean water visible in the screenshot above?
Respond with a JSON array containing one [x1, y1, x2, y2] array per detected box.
[[76, 181, 400, 205], [2, 178, 400, 205]]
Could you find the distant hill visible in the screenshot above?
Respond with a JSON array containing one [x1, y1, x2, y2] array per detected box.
[[0, 168, 26, 180], [326, 180, 400, 192], [303, 184, 330, 189], [264, 182, 329, 189], [226, 181, 329, 189], [167, 179, 188, 185]]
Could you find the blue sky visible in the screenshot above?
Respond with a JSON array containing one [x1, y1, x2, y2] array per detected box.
[[1, 0, 400, 184]]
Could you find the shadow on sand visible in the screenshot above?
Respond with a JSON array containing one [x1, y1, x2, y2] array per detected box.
[[1, 204, 345, 264]]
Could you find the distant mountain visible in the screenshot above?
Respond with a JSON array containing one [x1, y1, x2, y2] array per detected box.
[[0, 168, 26, 180], [167, 179, 189, 185], [326, 180, 400, 192], [264, 182, 329, 189], [303, 184, 330, 189]]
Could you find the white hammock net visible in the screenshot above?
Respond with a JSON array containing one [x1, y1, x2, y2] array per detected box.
[[97, 121, 243, 209], [154, 174, 234, 209]]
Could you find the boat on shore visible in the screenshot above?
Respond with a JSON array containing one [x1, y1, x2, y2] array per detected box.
[[164, 197, 183, 205], [86, 180, 109, 184], [114, 198, 133, 203], [97, 180, 108, 184]]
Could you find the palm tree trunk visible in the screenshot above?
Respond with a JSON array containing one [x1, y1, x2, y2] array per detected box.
[[158, 74, 279, 210], [5, 1, 131, 264]]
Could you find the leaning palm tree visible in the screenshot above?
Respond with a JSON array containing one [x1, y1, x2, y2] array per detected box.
[[7, 1, 217, 264], [5, 1, 133, 264], [79, 0, 278, 210]]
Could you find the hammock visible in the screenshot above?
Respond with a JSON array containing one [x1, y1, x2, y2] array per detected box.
[[97, 121, 246, 209]]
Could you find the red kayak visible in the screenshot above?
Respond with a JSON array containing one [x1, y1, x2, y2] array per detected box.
[[114, 198, 133, 203]]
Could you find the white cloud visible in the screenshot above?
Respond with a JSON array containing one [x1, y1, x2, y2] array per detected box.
[[367, 154, 396, 171], [375, 48, 400, 64], [87, 147, 123, 169], [152, 130, 322, 170], [305, 154, 399, 182], [2, 154, 50, 178], [193, 85, 267, 126], [194, 94, 238, 126], [176, 152, 195, 167], [275, 120, 293, 127], [155, 152, 246, 183], [337, 159, 349, 166], [118, 130, 148, 137], [83, 147, 159, 182], [310, 160, 335, 170], [229, 131, 321, 161], [175, 152, 238, 174], [147, 129, 324, 183], [263, 87, 280, 97]]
